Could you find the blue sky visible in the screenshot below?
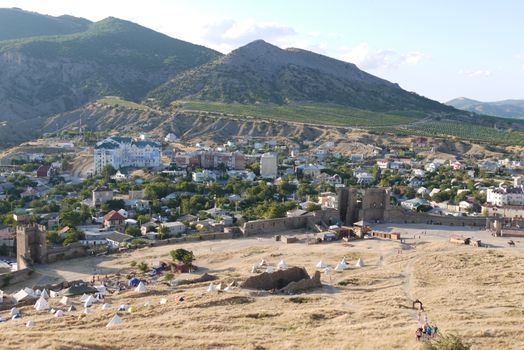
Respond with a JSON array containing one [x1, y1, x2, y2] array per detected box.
[[1, 0, 523, 102]]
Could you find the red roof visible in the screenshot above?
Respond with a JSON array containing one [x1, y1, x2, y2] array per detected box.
[[36, 165, 51, 177], [103, 210, 125, 222]]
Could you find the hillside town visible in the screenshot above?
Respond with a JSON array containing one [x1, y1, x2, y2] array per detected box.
[[0, 131, 522, 266]]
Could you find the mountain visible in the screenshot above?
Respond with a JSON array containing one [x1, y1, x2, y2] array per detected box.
[[447, 97, 524, 119], [0, 8, 91, 41], [0, 15, 221, 129], [149, 40, 453, 114]]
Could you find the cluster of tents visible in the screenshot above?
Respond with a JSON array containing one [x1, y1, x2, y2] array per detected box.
[[316, 257, 365, 272], [250, 259, 289, 273], [206, 281, 236, 293], [1, 278, 153, 329]]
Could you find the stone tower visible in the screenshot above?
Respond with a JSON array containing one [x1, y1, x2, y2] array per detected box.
[[337, 187, 359, 226], [361, 188, 390, 223], [16, 224, 47, 269]]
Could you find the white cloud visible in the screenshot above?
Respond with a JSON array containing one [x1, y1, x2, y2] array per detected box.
[[200, 19, 296, 52], [338, 43, 423, 70], [522, 64, 524, 70], [459, 69, 491, 77]]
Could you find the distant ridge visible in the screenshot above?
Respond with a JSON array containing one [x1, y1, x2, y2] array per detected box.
[[447, 97, 524, 119]]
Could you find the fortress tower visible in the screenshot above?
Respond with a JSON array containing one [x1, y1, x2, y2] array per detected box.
[[16, 224, 47, 269]]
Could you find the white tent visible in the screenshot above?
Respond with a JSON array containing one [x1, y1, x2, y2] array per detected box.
[[340, 257, 347, 265], [13, 289, 32, 303], [144, 300, 152, 307], [68, 305, 76, 312], [106, 314, 124, 328], [224, 281, 235, 292], [26, 320, 35, 328], [250, 265, 257, 273], [334, 262, 346, 271], [10, 307, 19, 316], [266, 266, 275, 273], [207, 283, 218, 293], [277, 260, 288, 270], [50, 308, 56, 314], [118, 304, 129, 311], [315, 260, 327, 269], [54, 310, 65, 318], [94, 285, 107, 295], [135, 282, 148, 293], [24, 287, 35, 296], [101, 303, 112, 310], [83, 307, 92, 315], [34, 296, 50, 311], [355, 258, 365, 268], [0, 289, 3, 304], [324, 266, 333, 274], [60, 296, 71, 306], [258, 259, 267, 267], [34, 289, 41, 297], [159, 298, 167, 305], [40, 289, 49, 299], [338, 260, 349, 270], [80, 293, 91, 302], [49, 290, 59, 298], [84, 295, 96, 308]]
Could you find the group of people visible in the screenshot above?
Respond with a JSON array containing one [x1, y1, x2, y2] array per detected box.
[[415, 323, 438, 341]]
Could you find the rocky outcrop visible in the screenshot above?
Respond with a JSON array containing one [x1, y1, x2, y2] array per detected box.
[[241, 267, 321, 294]]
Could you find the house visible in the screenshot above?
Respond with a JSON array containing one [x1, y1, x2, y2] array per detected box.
[[401, 198, 432, 211], [117, 209, 128, 218], [377, 160, 389, 169], [160, 222, 187, 236], [297, 164, 323, 177], [356, 172, 374, 186], [103, 210, 126, 230], [487, 187, 524, 206], [260, 153, 278, 179], [92, 187, 113, 206], [105, 232, 134, 248], [318, 192, 338, 208], [20, 187, 38, 198], [36, 165, 52, 178], [350, 154, 364, 162], [286, 208, 308, 217], [480, 160, 499, 173], [227, 170, 256, 182], [192, 170, 217, 183], [140, 222, 158, 235]]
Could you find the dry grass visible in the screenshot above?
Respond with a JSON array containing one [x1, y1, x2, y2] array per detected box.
[[2, 229, 524, 350]]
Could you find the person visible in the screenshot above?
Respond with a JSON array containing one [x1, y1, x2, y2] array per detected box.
[[416, 328, 423, 341], [433, 325, 438, 337]]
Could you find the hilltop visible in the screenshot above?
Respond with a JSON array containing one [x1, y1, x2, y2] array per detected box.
[[149, 40, 453, 114], [0, 8, 91, 41], [447, 97, 524, 119]]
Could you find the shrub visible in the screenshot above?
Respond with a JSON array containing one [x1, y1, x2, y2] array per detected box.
[[423, 334, 470, 350], [129, 260, 137, 268], [137, 262, 149, 273], [164, 273, 174, 281], [2, 272, 13, 287]]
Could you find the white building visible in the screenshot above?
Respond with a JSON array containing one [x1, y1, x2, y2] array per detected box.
[[192, 170, 217, 183], [164, 133, 179, 143], [260, 153, 278, 179], [487, 187, 524, 206], [94, 136, 161, 174], [160, 222, 187, 236]]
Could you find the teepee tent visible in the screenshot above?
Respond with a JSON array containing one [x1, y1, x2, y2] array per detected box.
[[355, 258, 365, 267], [60, 296, 71, 306], [34, 296, 50, 311], [40, 289, 49, 299], [207, 283, 218, 293], [35, 289, 41, 297], [10, 307, 20, 316], [68, 305, 76, 312], [258, 259, 267, 267], [49, 290, 59, 298], [250, 265, 257, 273], [26, 320, 35, 328], [324, 266, 333, 274], [106, 314, 124, 328], [266, 266, 275, 273], [277, 260, 288, 270], [118, 304, 129, 311], [159, 298, 167, 305], [316, 260, 327, 269], [84, 295, 96, 308], [94, 285, 107, 295], [13, 289, 33, 303], [334, 262, 345, 271], [101, 303, 112, 310], [135, 282, 148, 293], [0, 289, 3, 304], [83, 307, 92, 315], [79, 294, 90, 302]]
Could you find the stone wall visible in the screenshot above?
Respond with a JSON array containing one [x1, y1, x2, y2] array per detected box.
[[46, 242, 87, 263], [385, 208, 488, 227], [241, 209, 339, 236], [0, 268, 33, 288]]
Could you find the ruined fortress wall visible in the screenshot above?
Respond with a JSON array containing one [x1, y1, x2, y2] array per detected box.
[[46, 243, 87, 263], [384, 208, 487, 227], [242, 209, 340, 236]]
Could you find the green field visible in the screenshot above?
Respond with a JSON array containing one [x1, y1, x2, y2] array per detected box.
[[97, 97, 155, 111], [180, 101, 420, 127]]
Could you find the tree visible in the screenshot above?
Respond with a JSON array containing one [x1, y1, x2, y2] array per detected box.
[[306, 203, 321, 212], [125, 226, 141, 237], [101, 165, 117, 182], [423, 333, 470, 350], [59, 210, 82, 228], [170, 248, 195, 264], [158, 225, 169, 240], [137, 262, 149, 273]]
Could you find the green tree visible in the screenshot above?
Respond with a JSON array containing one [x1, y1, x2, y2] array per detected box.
[[158, 225, 169, 240], [125, 226, 141, 237], [170, 248, 195, 264]]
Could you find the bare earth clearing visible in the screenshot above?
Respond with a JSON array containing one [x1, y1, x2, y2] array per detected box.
[[1, 225, 524, 350]]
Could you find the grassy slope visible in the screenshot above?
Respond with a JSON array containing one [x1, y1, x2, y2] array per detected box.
[[178, 101, 524, 146]]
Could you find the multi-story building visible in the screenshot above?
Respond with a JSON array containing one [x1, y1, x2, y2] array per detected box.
[[175, 151, 246, 170], [487, 187, 524, 206], [260, 153, 278, 179], [94, 136, 161, 173]]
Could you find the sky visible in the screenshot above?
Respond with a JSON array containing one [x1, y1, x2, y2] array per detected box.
[[1, 0, 523, 102]]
